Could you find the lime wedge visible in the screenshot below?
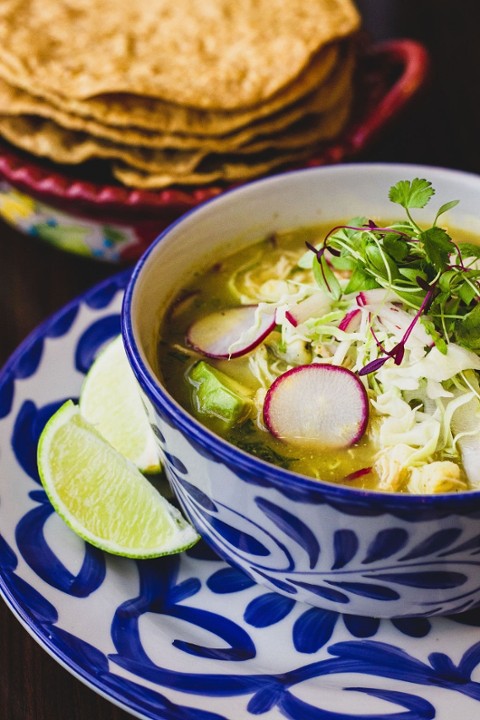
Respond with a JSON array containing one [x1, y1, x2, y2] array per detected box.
[[37, 400, 199, 558], [79, 334, 161, 473]]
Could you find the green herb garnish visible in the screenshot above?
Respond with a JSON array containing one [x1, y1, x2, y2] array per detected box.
[[307, 178, 480, 374]]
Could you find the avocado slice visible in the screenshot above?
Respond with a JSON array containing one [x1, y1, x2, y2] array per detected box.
[[188, 360, 251, 427]]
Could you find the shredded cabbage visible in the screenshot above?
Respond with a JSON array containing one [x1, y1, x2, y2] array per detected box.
[[184, 210, 480, 493], [221, 239, 480, 492]]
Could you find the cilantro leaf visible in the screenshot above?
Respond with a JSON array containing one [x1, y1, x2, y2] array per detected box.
[[421, 317, 448, 354], [344, 265, 378, 294], [383, 233, 409, 261], [420, 226, 453, 271], [456, 242, 480, 259], [438, 269, 458, 293], [389, 178, 435, 209], [455, 303, 480, 350]]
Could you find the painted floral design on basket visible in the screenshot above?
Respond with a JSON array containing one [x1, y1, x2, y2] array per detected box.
[[0, 181, 139, 261]]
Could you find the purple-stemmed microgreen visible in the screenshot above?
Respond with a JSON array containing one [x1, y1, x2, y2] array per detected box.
[[307, 178, 480, 374], [359, 283, 436, 375], [305, 240, 342, 300]]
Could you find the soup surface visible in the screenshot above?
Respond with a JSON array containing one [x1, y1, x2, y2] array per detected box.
[[158, 181, 480, 493]]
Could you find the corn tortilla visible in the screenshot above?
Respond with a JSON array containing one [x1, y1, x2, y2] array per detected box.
[[0, 89, 350, 175], [0, 43, 344, 136], [0, 50, 354, 151], [112, 146, 317, 189], [0, 0, 359, 109], [0, 115, 205, 174]]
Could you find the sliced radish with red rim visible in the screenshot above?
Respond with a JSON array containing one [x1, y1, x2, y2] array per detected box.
[[264, 364, 369, 449], [356, 288, 398, 307], [338, 308, 361, 332], [285, 293, 331, 327], [375, 303, 432, 348], [187, 305, 276, 359]]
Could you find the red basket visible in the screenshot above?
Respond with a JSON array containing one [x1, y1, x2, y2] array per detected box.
[[0, 39, 429, 262]]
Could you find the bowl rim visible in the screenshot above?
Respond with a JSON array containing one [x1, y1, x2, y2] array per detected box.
[[122, 161, 480, 510], [0, 39, 429, 215]]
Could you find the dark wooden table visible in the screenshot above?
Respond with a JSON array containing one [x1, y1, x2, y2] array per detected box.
[[1, 1, 480, 717]]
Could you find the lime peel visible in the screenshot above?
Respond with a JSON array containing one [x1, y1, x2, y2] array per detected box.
[[37, 400, 199, 558]]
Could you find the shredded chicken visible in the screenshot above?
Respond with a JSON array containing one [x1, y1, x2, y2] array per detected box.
[[374, 444, 416, 492], [374, 443, 467, 493], [271, 338, 312, 366], [407, 461, 467, 494]]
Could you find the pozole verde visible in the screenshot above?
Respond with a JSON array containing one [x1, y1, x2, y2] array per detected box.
[[157, 179, 480, 493]]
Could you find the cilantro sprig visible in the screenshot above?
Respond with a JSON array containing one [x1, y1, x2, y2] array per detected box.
[[308, 178, 480, 374]]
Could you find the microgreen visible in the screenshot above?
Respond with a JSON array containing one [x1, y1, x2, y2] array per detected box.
[[307, 178, 480, 374]]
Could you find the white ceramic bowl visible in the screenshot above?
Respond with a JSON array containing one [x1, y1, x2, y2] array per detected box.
[[122, 163, 480, 618]]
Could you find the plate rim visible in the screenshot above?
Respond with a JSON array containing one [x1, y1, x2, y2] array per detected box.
[[2, 270, 480, 720]]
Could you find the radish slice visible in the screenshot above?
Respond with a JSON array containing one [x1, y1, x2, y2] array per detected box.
[[338, 308, 361, 332], [285, 293, 331, 327], [356, 289, 432, 350], [356, 288, 398, 307], [263, 364, 369, 449], [376, 303, 432, 348], [187, 305, 275, 359]]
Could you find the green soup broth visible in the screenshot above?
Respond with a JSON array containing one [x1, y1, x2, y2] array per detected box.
[[157, 222, 479, 493], [157, 224, 378, 489]]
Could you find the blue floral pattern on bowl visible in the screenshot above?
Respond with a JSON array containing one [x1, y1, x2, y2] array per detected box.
[[145, 405, 480, 618], [122, 163, 480, 621]]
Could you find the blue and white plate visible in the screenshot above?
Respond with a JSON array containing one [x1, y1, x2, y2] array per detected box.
[[2, 272, 480, 720]]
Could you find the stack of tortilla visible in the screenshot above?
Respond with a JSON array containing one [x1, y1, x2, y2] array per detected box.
[[0, 0, 360, 189]]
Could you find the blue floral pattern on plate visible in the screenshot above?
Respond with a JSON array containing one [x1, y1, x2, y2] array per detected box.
[[3, 272, 480, 719]]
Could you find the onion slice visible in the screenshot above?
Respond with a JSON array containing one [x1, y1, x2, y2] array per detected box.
[[187, 305, 275, 359], [451, 393, 480, 487], [263, 364, 369, 449]]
